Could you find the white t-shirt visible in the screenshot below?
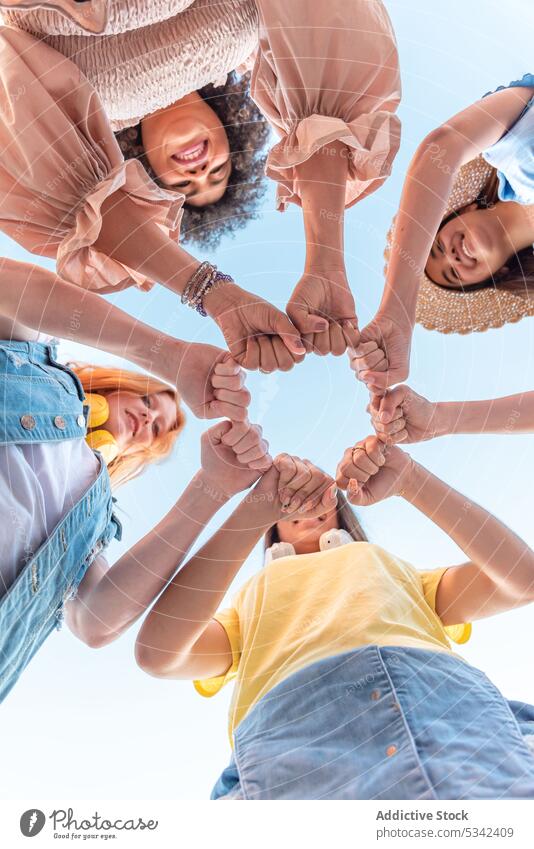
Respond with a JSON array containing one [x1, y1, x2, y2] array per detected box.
[[0, 439, 99, 598]]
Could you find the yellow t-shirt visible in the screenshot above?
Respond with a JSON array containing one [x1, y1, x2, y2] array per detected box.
[[194, 542, 470, 742]]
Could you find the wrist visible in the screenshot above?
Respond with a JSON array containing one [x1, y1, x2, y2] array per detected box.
[[203, 277, 240, 320], [376, 301, 415, 332], [398, 461, 431, 502], [246, 478, 282, 524]]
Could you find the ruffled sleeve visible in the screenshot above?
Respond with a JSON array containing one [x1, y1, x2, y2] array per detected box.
[[0, 26, 184, 293], [251, 0, 401, 210]]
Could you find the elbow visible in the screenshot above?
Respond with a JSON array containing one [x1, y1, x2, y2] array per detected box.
[[135, 640, 179, 678], [411, 126, 464, 171]]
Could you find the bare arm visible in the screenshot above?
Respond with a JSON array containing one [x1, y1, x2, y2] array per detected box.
[[368, 385, 534, 443], [135, 458, 337, 680], [338, 437, 534, 625], [403, 464, 534, 624], [0, 257, 181, 382], [65, 420, 272, 648], [65, 470, 230, 648]]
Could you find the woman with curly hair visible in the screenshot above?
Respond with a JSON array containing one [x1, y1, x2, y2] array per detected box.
[[0, 0, 401, 368]]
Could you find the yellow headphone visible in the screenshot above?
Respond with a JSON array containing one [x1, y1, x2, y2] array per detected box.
[[83, 393, 120, 465]]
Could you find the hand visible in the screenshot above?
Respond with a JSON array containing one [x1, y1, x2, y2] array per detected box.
[[336, 435, 415, 506], [173, 343, 250, 421], [204, 281, 305, 372], [286, 270, 360, 356], [349, 313, 413, 394], [368, 385, 444, 444], [255, 454, 337, 520], [200, 420, 272, 498]]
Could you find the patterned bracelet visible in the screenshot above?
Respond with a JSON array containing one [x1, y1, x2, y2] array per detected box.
[[197, 269, 234, 317]]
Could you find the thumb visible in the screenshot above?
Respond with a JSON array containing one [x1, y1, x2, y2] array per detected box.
[[379, 386, 407, 422], [287, 301, 328, 336], [273, 311, 307, 356], [206, 419, 233, 444]]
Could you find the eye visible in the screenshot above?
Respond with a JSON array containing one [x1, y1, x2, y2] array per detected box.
[[175, 180, 191, 188], [142, 394, 151, 407], [152, 422, 160, 438], [210, 161, 227, 176], [437, 238, 445, 255]]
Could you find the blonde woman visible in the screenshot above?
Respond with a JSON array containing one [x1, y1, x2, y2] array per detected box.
[[0, 258, 259, 701], [136, 439, 534, 799], [351, 75, 534, 393]]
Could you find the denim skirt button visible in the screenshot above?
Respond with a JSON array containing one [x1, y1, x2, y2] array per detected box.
[[371, 689, 381, 701], [54, 415, 66, 429], [386, 745, 397, 757], [20, 414, 36, 430]]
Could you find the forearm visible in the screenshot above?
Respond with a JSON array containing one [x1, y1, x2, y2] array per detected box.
[[379, 143, 458, 324], [436, 393, 534, 436], [94, 190, 201, 296], [137, 487, 278, 667], [0, 258, 185, 384], [77, 472, 230, 643], [402, 463, 534, 602], [298, 141, 348, 271]]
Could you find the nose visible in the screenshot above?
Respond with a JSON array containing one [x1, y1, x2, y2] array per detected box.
[[183, 160, 208, 176], [140, 408, 156, 426]]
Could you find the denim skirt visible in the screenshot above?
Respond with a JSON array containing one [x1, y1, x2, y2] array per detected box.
[[211, 645, 534, 800]]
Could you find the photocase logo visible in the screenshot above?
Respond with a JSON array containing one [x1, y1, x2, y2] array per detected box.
[[20, 809, 46, 837]]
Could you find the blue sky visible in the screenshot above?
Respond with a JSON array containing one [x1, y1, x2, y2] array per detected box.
[[1, 0, 533, 800]]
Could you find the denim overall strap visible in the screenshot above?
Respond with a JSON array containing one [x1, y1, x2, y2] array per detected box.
[[0, 340, 87, 444], [0, 457, 121, 704], [214, 646, 534, 800]]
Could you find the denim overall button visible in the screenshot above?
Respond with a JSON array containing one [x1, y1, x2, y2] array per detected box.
[[386, 745, 398, 757], [54, 415, 66, 429], [77, 414, 86, 427], [371, 689, 381, 701], [20, 414, 36, 430]]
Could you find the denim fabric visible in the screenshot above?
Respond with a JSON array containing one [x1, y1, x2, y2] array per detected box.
[[0, 339, 87, 444], [0, 341, 121, 702], [212, 646, 534, 800]]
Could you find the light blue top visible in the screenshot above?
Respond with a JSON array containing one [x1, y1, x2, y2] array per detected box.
[[482, 73, 534, 205]]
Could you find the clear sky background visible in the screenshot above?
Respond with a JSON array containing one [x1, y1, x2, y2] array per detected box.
[[1, 0, 533, 800]]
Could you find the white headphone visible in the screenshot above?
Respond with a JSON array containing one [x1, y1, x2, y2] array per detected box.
[[264, 529, 354, 565]]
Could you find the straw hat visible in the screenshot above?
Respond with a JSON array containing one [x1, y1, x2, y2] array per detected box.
[[384, 155, 534, 334]]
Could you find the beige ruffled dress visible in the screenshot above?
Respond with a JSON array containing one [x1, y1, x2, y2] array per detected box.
[[0, 0, 401, 292]]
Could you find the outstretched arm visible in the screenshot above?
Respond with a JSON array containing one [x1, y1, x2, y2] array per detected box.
[[367, 385, 534, 443], [94, 192, 305, 372], [355, 83, 534, 391], [135, 457, 337, 679], [65, 420, 272, 648], [336, 436, 534, 624], [286, 141, 360, 357]]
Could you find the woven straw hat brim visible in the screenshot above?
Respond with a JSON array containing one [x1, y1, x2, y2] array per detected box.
[[384, 155, 534, 335]]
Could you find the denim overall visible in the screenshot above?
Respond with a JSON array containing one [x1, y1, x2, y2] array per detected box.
[[0, 341, 121, 703], [212, 646, 534, 800]]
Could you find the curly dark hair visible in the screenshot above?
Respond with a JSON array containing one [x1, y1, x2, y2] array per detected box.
[[115, 72, 271, 249]]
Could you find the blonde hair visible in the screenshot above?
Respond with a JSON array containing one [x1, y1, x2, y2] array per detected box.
[[70, 363, 185, 489]]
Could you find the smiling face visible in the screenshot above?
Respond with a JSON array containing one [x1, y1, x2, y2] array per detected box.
[[102, 390, 178, 455], [276, 507, 339, 555], [141, 92, 231, 207], [425, 204, 513, 289]]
